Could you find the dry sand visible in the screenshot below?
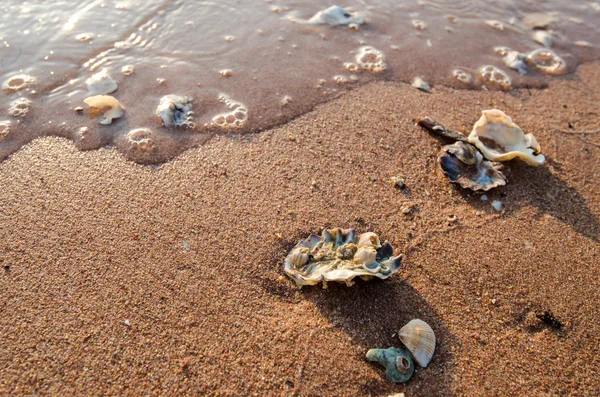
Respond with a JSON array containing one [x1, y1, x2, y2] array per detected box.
[[0, 62, 599, 396]]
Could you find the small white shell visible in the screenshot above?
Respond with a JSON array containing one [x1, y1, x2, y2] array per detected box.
[[532, 30, 553, 48], [467, 109, 544, 166], [83, 95, 125, 125], [398, 319, 436, 368], [353, 246, 377, 266], [86, 68, 118, 95], [357, 232, 382, 249], [411, 77, 431, 92], [289, 247, 309, 267], [307, 6, 365, 27]]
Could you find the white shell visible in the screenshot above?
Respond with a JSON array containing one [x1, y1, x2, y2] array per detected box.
[[353, 246, 377, 266], [357, 232, 382, 249], [532, 30, 553, 48], [398, 319, 436, 368], [289, 247, 309, 267], [411, 77, 431, 92], [307, 6, 365, 27], [467, 109, 545, 166], [83, 95, 125, 125], [156, 95, 194, 127], [86, 69, 118, 95]]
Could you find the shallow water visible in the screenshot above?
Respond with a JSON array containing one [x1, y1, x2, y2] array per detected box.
[[1, 0, 599, 163]]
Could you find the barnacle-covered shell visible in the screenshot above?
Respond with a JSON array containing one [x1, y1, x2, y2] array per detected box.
[[307, 5, 365, 28], [283, 228, 402, 287], [156, 95, 194, 127], [86, 68, 118, 95], [83, 95, 125, 125], [366, 347, 415, 383], [398, 319, 436, 368], [357, 232, 382, 249], [468, 109, 544, 165], [438, 141, 506, 191]]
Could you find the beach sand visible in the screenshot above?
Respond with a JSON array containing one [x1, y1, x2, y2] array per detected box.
[[0, 62, 598, 396]]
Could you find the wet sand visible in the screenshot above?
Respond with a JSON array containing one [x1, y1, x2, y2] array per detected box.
[[0, 61, 599, 396]]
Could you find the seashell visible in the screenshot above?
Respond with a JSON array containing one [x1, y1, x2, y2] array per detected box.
[[2, 74, 37, 92], [485, 20, 504, 31], [526, 49, 567, 75], [156, 95, 194, 128], [289, 247, 309, 267], [306, 5, 365, 27], [366, 347, 414, 383], [479, 65, 511, 90], [494, 47, 527, 75], [283, 228, 402, 287], [357, 232, 382, 249], [353, 246, 377, 266], [398, 319, 436, 368], [532, 30, 553, 48], [83, 95, 125, 125], [86, 68, 118, 95], [411, 77, 431, 92], [438, 141, 506, 191], [467, 109, 545, 166]]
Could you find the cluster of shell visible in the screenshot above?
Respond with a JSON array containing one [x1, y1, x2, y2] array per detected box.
[[284, 228, 402, 288], [418, 109, 544, 191], [366, 319, 436, 383]]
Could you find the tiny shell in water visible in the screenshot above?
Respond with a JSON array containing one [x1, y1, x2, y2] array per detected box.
[[86, 68, 118, 95], [398, 319, 436, 368], [467, 109, 545, 165], [83, 95, 125, 125]]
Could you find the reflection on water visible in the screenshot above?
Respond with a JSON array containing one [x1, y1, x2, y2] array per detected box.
[[1, 0, 599, 163]]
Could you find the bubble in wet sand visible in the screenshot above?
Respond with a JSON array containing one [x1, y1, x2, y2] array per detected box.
[[452, 69, 474, 84], [344, 62, 361, 74], [485, 20, 504, 31], [0, 120, 11, 141], [8, 98, 33, 118], [333, 75, 349, 84], [212, 94, 248, 131], [2, 74, 37, 92], [355, 46, 387, 74], [127, 128, 157, 155], [156, 95, 194, 128], [526, 49, 567, 75], [412, 20, 426, 30], [86, 68, 118, 95], [479, 65, 512, 90], [121, 65, 134, 76]]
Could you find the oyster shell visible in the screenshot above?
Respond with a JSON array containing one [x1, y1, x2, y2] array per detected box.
[[283, 229, 402, 287], [398, 319, 436, 368], [366, 347, 414, 383], [307, 5, 365, 28], [83, 95, 125, 125], [467, 109, 545, 166], [438, 141, 506, 191], [156, 95, 194, 127]]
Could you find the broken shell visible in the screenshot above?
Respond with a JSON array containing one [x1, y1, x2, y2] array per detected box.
[[398, 319, 436, 368], [366, 347, 414, 383], [156, 95, 194, 127], [438, 141, 506, 191], [467, 109, 545, 166], [357, 232, 382, 249], [526, 49, 567, 75], [353, 246, 377, 266], [86, 68, 118, 95], [283, 228, 402, 287], [83, 95, 125, 125], [289, 247, 310, 267], [2, 74, 37, 92], [307, 5, 365, 27]]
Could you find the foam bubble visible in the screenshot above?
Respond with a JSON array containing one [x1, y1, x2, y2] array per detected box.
[[127, 128, 157, 155], [355, 46, 387, 74], [452, 69, 473, 84], [344, 62, 361, 73], [479, 65, 512, 90], [2, 74, 37, 92], [485, 20, 504, 31], [0, 120, 11, 141], [333, 75, 349, 84], [212, 94, 248, 130], [8, 98, 33, 118], [526, 49, 567, 75]]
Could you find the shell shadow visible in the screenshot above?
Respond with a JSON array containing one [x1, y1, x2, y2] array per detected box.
[[302, 278, 457, 395]]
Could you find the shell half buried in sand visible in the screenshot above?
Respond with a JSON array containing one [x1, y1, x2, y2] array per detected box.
[[366, 347, 415, 383], [284, 228, 402, 287], [438, 141, 506, 191], [398, 319, 436, 368], [467, 109, 545, 165], [83, 95, 125, 125]]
